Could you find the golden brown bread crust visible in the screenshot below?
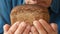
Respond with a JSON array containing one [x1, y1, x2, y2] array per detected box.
[[10, 4, 50, 25]]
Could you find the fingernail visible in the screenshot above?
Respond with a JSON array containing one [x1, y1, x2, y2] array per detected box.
[[39, 19, 43, 22], [14, 21, 20, 26], [15, 21, 20, 24], [3, 24, 8, 29], [33, 21, 38, 25], [20, 22, 27, 27], [3, 24, 10, 28]]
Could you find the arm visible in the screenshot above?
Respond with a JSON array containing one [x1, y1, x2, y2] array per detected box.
[[0, 0, 24, 34], [0, 0, 11, 34]]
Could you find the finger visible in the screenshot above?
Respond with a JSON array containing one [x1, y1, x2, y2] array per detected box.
[[33, 21, 47, 34], [14, 22, 27, 34], [3, 24, 10, 33], [50, 23, 58, 32], [8, 22, 20, 33], [23, 25, 31, 34], [39, 19, 54, 33], [31, 26, 38, 34]]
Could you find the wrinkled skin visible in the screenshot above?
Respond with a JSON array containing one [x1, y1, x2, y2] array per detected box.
[[4, 19, 58, 34], [3, 0, 58, 34]]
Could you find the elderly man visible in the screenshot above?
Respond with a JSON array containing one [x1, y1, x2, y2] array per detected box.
[[0, 0, 60, 34]]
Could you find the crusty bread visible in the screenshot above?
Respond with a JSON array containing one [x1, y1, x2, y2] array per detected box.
[[10, 4, 50, 25]]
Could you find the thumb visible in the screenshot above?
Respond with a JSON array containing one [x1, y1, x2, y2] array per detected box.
[[3, 24, 10, 33], [50, 23, 58, 32]]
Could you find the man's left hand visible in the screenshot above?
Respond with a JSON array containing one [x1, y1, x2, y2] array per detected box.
[[31, 19, 58, 34]]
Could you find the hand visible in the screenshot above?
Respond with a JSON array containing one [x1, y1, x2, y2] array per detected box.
[[31, 19, 58, 34], [25, 0, 52, 7], [3, 22, 31, 34]]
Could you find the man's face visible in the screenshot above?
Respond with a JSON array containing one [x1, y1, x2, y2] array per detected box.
[[25, 0, 52, 7]]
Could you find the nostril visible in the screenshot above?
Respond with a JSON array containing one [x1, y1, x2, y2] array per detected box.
[[27, 1, 30, 4]]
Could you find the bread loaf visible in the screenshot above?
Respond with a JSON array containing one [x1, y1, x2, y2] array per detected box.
[[10, 4, 50, 25]]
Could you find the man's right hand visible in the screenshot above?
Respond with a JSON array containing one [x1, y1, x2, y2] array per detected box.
[[3, 22, 31, 34]]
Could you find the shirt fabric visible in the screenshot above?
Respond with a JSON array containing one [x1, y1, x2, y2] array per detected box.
[[0, 0, 60, 34]]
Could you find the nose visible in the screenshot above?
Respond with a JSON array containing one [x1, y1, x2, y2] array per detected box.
[[25, 0, 37, 4]]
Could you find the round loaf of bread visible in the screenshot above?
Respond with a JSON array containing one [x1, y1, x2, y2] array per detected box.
[[10, 4, 50, 25]]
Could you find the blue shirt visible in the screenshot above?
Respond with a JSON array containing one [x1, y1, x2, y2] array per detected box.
[[0, 0, 60, 34]]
